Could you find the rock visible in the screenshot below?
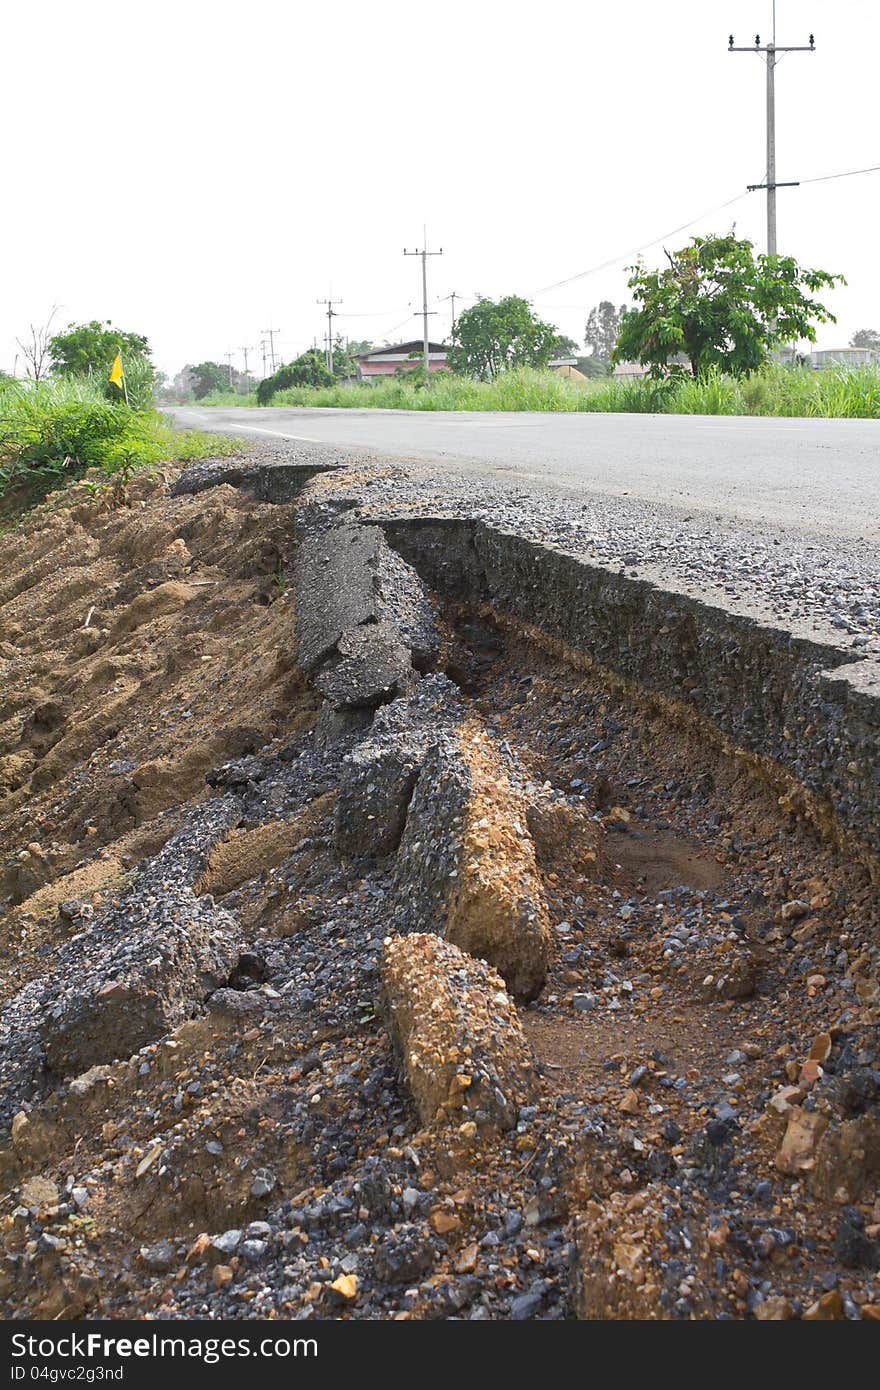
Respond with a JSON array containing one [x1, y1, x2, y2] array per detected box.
[[20, 1176, 59, 1209], [810, 1112, 880, 1203], [754, 1296, 795, 1320], [510, 1291, 543, 1319], [779, 900, 810, 924], [240, 1239, 268, 1263], [139, 1240, 176, 1273], [208, 1230, 242, 1262], [775, 1107, 829, 1176], [572, 993, 598, 1012], [328, 1273, 358, 1301], [393, 727, 550, 1000], [135, 1144, 164, 1180], [381, 933, 536, 1132], [250, 1168, 277, 1198], [802, 1289, 844, 1320], [833, 1206, 880, 1269], [206, 988, 265, 1018], [373, 1227, 435, 1284]]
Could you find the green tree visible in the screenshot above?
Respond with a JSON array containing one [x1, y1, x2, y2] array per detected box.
[[584, 302, 626, 358], [550, 334, 580, 359], [187, 362, 229, 399], [448, 296, 558, 379], [614, 235, 843, 379], [49, 320, 151, 378], [850, 328, 880, 352], [256, 349, 333, 404]]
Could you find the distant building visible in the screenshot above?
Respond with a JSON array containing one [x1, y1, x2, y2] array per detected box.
[[810, 346, 879, 369], [611, 360, 651, 380], [355, 341, 449, 379], [612, 353, 692, 380]]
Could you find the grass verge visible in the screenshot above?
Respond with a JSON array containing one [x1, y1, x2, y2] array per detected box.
[[0, 377, 242, 520], [231, 363, 880, 418]]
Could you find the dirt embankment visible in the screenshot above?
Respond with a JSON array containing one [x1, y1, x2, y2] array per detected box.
[[0, 475, 313, 996]]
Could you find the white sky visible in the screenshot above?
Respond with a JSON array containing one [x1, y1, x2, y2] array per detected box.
[[3, 0, 878, 377]]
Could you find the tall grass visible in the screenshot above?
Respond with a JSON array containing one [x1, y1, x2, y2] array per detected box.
[[0, 376, 240, 512], [199, 389, 260, 407], [227, 363, 880, 419]]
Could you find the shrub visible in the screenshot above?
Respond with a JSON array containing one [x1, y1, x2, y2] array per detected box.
[[257, 351, 333, 404], [0, 377, 239, 512]]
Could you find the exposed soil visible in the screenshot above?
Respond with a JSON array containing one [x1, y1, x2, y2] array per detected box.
[[0, 460, 878, 1322]]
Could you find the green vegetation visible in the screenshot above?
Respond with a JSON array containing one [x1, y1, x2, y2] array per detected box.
[[448, 296, 558, 379], [252, 362, 880, 418], [616, 235, 843, 378], [48, 319, 151, 378], [257, 349, 333, 404], [199, 389, 260, 407], [0, 376, 239, 516]]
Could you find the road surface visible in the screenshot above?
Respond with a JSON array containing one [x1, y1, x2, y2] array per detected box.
[[170, 406, 880, 540]]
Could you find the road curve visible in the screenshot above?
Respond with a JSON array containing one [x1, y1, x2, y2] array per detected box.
[[169, 406, 880, 541]]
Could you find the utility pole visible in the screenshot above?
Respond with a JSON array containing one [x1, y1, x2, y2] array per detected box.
[[240, 346, 251, 390], [259, 339, 268, 380], [440, 291, 462, 341], [224, 352, 234, 387], [729, 7, 815, 256], [317, 297, 342, 375], [404, 228, 443, 378], [261, 327, 280, 372]]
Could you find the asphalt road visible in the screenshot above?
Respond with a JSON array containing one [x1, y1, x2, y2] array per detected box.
[[170, 406, 880, 540]]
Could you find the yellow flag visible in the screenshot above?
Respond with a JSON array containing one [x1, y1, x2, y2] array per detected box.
[[109, 352, 124, 389]]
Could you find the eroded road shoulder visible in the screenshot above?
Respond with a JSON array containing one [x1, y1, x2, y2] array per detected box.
[[0, 447, 877, 1321]]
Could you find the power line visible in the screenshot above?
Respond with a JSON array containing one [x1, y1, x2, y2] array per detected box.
[[530, 190, 750, 296], [379, 311, 416, 340], [800, 162, 880, 185]]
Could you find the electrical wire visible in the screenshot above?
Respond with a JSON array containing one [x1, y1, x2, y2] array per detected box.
[[800, 162, 880, 185], [529, 190, 753, 296]]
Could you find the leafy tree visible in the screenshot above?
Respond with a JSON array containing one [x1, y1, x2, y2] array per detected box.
[[575, 355, 613, 379], [584, 302, 626, 359], [448, 296, 558, 379], [550, 334, 580, 359], [49, 320, 151, 378], [850, 328, 880, 352], [187, 362, 229, 399], [257, 350, 333, 404], [614, 235, 843, 378]]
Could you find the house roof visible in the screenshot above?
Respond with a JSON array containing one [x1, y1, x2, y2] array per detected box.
[[357, 340, 448, 359]]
